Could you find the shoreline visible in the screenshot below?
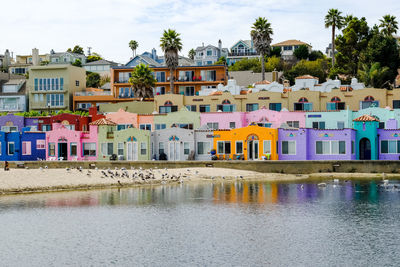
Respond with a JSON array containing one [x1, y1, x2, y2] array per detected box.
[[0, 167, 398, 195]]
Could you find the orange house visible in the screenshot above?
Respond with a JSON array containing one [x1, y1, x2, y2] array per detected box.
[[213, 125, 278, 160]]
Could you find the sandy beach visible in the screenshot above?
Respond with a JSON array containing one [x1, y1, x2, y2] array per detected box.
[[0, 166, 397, 194]]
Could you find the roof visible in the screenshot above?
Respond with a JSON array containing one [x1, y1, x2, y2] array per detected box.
[[296, 75, 318, 80], [272, 40, 311, 47], [4, 79, 25, 85], [89, 118, 116, 125], [353, 114, 380, 122], [255, 80, 271, 85], [209, 91, 222, 96], [84, 59, 119, 66]]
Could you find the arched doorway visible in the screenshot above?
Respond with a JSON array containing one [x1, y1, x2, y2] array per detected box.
[[359, 138, 371, 160], [247, 134, 259, 160]]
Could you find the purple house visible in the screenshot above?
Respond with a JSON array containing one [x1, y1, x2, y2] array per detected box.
[[377, 119, 400, 160], [278, 128, 356, 160], [0, 114, 40, 132]]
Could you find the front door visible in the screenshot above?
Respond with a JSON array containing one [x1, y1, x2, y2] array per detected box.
[[248, 140, 259, 160], [168, 142, 181, 161], [58, 143, 67, 160], [126, 142, 138, 161], [359, 138, 371, 160]]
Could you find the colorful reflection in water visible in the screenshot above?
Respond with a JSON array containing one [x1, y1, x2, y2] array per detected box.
[[0, 179, 398, 209]]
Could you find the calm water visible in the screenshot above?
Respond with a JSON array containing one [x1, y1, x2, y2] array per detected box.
[[0, 179, 400, 267]]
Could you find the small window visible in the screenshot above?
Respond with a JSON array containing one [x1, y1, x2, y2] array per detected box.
[[229, 122, 236, 129], [207, 122, 219, 130], [282, 141, 296, 155], [140, 142, 147, 155], [75, 80, 79, 86], [263, 140, 271, 154], [184, 142, 190, 155], [70, 143, 77, 156], [49, 143, 55, 156], [197, 142, 210, 155], [101, 143, 113, 156], [83, 143, 96, 156], [217, 141, 231, 154], [337, 121, 345, 129], [159, 142, 165, 154], [236, 141, 243, 154], [22, 141, 31, 155], [118, 143, 124, 156]]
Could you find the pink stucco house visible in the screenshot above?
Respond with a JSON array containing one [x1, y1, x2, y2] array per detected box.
[[245, 108, 306, 128], [106, 109, 155, 131], [200, 112, 246, 130], [45, 123, 98, 161]]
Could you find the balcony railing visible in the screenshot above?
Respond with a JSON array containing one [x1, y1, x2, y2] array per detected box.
[[75, 91, 113, 96], [228, 52, 259, 57], [107, 132, 114, 139], [177, 77, 224, 82], [114, 80, 129, 83]]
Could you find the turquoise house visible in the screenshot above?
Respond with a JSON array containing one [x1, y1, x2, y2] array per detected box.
[[353, 115, 380, 160]]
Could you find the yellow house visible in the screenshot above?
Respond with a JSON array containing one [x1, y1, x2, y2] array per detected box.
[[213, 125, 278, 160]]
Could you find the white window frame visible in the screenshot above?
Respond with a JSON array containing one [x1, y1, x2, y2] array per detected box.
[[263, 140, 271, 154], [235, 141, 243, 154], [282, 141, 296, 155], [380, 140, 399, 154], [316, 140, 346, 155], [8, 142, 15, 155]]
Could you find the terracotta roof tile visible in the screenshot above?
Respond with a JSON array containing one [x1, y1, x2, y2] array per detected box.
[[353, 114, 379, 122], [89, 118, 117, 125], [296, 75, 318, 80]]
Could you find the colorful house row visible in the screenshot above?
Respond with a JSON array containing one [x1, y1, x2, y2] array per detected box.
[[0, 107, 103, 133]]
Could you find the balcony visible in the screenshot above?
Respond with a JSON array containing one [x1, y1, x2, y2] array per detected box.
[[114, 80, 129, 83], [228, 52, 259, 57], [107, 132, 114, 139], [75, 91, 113, 96], [176, 77, 223, 83]]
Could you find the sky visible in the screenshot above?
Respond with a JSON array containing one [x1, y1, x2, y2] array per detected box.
[[1, 0, 399, 64]]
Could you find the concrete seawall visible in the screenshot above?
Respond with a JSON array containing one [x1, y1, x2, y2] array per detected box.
[[3, 160, 400, 174]]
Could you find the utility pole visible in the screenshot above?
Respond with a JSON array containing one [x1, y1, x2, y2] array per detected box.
[[87, 47, 92, 56]]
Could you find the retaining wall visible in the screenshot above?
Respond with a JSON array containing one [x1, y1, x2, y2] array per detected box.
[[2, 160, 400, 174]]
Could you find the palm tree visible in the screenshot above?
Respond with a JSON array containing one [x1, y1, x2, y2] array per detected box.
[[129, 40, 139, 57], [129, 63, 157, 99], [358, 62, 391, 88], [160, 29, 182, 94], [251, 17, 273, 81], [188, 48, 196, 60], [379, 14, 398, 36], [325, 9, 345, 66]]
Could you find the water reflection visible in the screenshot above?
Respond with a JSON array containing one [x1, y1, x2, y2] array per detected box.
[[0, 179, 399, 210]]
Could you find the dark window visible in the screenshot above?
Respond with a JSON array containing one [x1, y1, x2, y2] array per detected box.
[[393, 100, 400, 109], [246, 103, 259, 112], [269, 103, 282, 111]]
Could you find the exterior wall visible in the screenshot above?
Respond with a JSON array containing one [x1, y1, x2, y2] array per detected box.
[[194, 130, 214, 160], [305, 110, 353, 129], [28, 65, 86, 111], [106, 109, 138, 127], [307, 129, 356, 160], [0, 131, 21, 161], [20, 131, 46, 161], [0, 114, 24, 131], [278, 128, 308, 160], [98, 127, 150, 161], [242, 91, 287, 111], [200, 112, 246, 129], [96, 125, 116, 160], [354, 121, 379, 160], [0, 95, 26, 112], [213, 126, 278, 160], [99, 101, 154, 114], [138, 115, 154, 130], [45, 124, 98, 161], [246, 109, 306, 128], [153, 108, 200, 129], [151, 128, 196, 161], [51, 113, 90, 131], [377, 129, 400, 160]]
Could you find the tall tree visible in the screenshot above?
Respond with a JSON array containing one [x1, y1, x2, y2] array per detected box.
[[294, 45, 310, 60], [251, 17, 273, 81], [129, 40, 139, 57], [358, 62, 392, 88], [379, 15, 398, 36], [325, 9, 345, 66], [332, 16, 370, 78], [160, 29, 183, 94], [86, 72, 101, 88], [129, 63, 157, 99], [188, 48, 196, 60], [67, 45, 84, 55]]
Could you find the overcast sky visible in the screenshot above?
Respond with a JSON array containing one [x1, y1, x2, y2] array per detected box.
[[1, 0, 399, 64]]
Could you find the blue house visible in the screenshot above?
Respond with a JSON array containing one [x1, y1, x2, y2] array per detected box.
[[20, 128, 46, 161], [0, 128, 46, 161], [0, 131, 21, 161]]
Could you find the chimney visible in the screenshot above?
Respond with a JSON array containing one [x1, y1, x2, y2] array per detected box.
[[202, 42, 204, 47], [3, 49, 10, 69], [151, 48, 157, 60], [32, 48, 39, 66], [272, 70, 278, 82], [218, 39, 222, 59]]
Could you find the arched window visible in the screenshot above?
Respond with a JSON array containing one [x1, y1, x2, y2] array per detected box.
[[331, 96, 341, 102], [364, 96, 375, 102], [164, 100, 173, 106], [298, 97, 308, 103], [222, 99, 231, 105]]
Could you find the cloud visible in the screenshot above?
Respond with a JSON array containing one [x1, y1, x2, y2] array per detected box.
[[0, 0, 399, 63]]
